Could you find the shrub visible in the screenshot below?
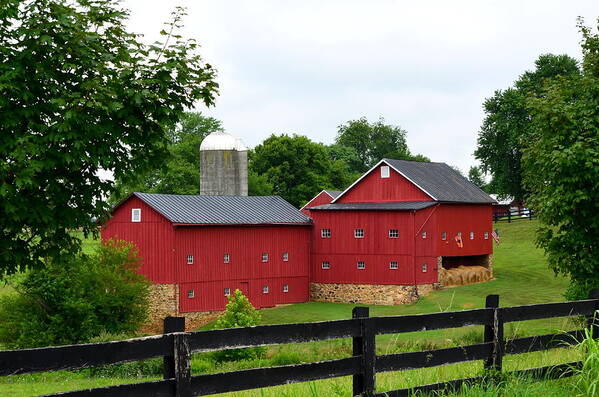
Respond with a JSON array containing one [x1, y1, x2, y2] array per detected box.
[[0, 239, 149, 348], [211, 289, 265, 362]]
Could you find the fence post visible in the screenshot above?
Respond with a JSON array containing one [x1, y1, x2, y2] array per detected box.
[[174, 333, 192, 397], [484, 295, 503, 372], [352, 307, 376, 397], [507, 212, 511, 223], [163, 317, 185, 379], [588, 289, 599, 339]]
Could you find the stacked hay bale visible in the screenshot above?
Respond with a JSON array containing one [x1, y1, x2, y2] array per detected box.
[[439, 265, 493, 287]]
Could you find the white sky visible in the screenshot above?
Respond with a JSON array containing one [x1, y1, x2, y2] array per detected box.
[[123, 0, 597, 173]]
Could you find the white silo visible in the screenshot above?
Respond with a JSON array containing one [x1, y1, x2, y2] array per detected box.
[[199, 131, 248, 196]]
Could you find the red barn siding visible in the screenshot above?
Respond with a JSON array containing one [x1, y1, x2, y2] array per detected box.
[[301, 191, 335, 215], [336, 164, 432, 203], [436, 204, 493, 257], [101, 197, 175, 283]]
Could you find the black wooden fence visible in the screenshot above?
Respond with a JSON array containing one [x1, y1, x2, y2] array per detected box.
[[1, 290, 598, 397], [493, 208, 534, 223]]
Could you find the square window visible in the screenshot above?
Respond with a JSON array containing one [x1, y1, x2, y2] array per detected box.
[[283, 284, 289, 293], [262, 253, 268, 262], [224, 288, 231, 296], [282, 252, 289, 262], [322, 261, 330, 269], [224, 253, 230, 263], [381, 165, 390, 178], [357, 261, 365, 270], [186, 254, 194, 265], [421, 263, 428, 273], [470, 232, 475, 240], [390, 261, 398, 270], [421, 231, 427, 239], [262, 285, 269, 294], [389, 229, 399, 238], [187, 289, 195, 299], [321, 229, 331, 238], [131, 208, 141, 222], [354, 229, 364, 238], [484, 232, 489, 240], [457, 232, 462, 238], [441, 232, 447, 240]]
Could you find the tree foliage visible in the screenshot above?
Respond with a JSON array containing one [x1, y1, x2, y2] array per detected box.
[[468, 166, 487, 191], [0, 1, 218, 273], [475, 54, 580, 201], [0, 239, 149, 348], [523, 19, 599, 300]]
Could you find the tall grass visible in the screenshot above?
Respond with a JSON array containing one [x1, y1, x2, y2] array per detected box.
[[572, 326, 599, 396]]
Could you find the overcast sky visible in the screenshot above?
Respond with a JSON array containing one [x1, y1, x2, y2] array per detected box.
[[124, 0, 597, 173]]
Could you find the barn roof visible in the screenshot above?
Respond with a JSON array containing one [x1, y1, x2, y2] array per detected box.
[[131, 193, 311, 225], [310, 201, 437, 211]]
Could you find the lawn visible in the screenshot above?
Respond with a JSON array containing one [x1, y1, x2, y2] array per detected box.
[[0, 220, 578, 396]]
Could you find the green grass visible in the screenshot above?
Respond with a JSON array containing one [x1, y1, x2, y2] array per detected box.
[[0, 220, 578, 396]]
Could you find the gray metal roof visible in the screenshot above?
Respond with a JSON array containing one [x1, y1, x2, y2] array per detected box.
[[324, 190, 342, 198], [310, 201, 437, 211], [383, 159, 496, 204], [132, 193, 311, 225]]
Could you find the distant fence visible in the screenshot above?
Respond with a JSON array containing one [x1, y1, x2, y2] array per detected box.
[[493, 208, 534, 223], [1, 291, 598, 397]]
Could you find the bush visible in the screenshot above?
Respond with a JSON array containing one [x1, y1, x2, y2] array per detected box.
[[0, 239, 149, 348], [211, 289, 265, 362]]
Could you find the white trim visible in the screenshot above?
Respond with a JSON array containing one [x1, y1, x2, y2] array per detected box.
[[331, 159, 437, 203], [300, 190, 335, 211]]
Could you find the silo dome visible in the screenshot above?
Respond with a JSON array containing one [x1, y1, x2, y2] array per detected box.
[[200, 131, 247, 152]]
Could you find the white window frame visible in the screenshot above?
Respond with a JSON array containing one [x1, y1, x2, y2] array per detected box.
[[224, 253, 230, 263], [282, 252, 289, 262], [224, 288, 231, 296], [262, 285, 269, 294], [354, 229, 364, 238], [470, 232, 475, 240], [381, 165, 390, 178], [421, 231, 427, 239], [441, 232, 447, 240], [186, 254, 194, 265], [484, 232, 489, 240], [421, 263, 428, 273], [389, 229, 399, 238], [283, 284, 289, 293], [357, 261, 365, 270], [322, 261, 330, 270], [187, 289, 195, 299], [262, 253, 269, 262], [390, 261, 398, 270], [131, 208, 141, 222], [321, 229, 331, 238], [457, 232, 462, 238]]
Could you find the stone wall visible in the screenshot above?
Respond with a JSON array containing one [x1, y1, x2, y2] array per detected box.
[[310, 282, 437, 305], [140, 283, 223, 334]]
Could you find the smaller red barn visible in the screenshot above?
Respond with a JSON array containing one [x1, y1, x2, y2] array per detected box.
[[300, 190, 341, 215]]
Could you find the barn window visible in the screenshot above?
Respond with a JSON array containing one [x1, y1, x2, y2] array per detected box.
[[262, 285, 269, 294], [457, 232, 462, 238], [470, 232, 475, 240], [357, 261, 365, 270], [187, 289, 195, 299], [224, 288, 231, 296], [389, 229, 399, 238], [262, 253, 268, 262], [484, 232, 489, 240], [390, 261, 398, 270], [224, 253, 230, 263], [421, 231, 427, 239], [381, 165, 390, 178], [283, 284, 289, 293], [441, 232, 447, 240], [321, 229, 331, 238], [354, 229, 364, 238], [322, 261, 330, 269], [186, 255, 194, 265], [421, 263, 428, 273], [131, 208, 141, 222], [282, 252, 289, 262]]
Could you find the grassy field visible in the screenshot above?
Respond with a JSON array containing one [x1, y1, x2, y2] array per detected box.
[[0, 220, 579, 396]]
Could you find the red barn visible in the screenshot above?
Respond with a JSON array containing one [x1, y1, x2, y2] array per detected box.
[[304, 159, 495, 304], [102, 193, 311, 327], [300, 190, 341, 215]]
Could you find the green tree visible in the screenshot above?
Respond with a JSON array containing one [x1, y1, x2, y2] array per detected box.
[[475, 54, 580, 201], [0, 1, 218, 273], [0, 239, 149, 348], [523, 19, 599, 300], [468, 166, 487, 190], [250, 134, 333, 207]]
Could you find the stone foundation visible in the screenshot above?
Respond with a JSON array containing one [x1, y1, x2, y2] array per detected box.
[[139, 283, 223, 334], [310, 282, 437, 305]]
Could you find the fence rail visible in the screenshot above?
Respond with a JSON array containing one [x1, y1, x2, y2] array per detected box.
[[1, 291, 598, 397], [493, 208, 534, 222]]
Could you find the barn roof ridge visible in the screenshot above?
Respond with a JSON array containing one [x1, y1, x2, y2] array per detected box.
[[128, 192, 311, 225]]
